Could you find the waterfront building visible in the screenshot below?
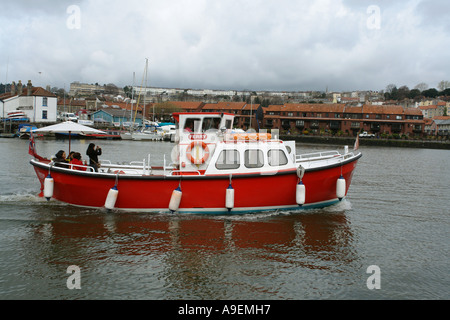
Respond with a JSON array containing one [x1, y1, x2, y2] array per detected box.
[[91, 106, 143, 127], [262, 103, 424, 136], [425, 116, 450, 136], [419, 104, 446, 118], [0, 80, 57, 123]]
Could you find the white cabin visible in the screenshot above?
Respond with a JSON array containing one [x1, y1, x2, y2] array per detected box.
[[172, 113, 296, 175]]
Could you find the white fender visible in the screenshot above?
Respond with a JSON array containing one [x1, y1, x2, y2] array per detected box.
[[43, 174, 54, 201], [169, 186, 182, 213], [225, 184, 235, 211], [336, 175, 346, 201], [104, 186, 119, 210], [296, 181, 306, 206]]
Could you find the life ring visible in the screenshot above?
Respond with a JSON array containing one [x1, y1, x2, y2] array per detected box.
[[186, 141, 210, 164]]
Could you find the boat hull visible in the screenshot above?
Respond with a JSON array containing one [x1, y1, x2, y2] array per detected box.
[[31, 155, 360, 214]]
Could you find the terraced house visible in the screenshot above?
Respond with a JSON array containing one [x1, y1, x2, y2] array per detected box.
[[262, 104, 424, 136]]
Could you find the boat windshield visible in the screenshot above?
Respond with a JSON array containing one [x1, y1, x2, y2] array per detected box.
[[202, 117, 221, 131], [183, 118, 201, 133]]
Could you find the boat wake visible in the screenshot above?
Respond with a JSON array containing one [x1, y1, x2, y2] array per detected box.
[[0, 190, 62, 206], [210, 199, 353, 222]]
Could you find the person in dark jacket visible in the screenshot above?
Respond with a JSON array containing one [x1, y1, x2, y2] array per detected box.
[[53, 150, 68, 168], [86, 143, 102, 172]]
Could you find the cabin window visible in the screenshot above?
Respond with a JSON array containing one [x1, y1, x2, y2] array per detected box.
[[225, 119, 233, 129], [215, 150, 240, 170], [202, 117, 221, 131], [244, 150, 264, 168], [184, 118, 201, 132], [268, 150, 288, 166]]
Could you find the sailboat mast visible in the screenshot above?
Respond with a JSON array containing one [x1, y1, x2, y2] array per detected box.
[[131, 71, 135, 128], [144, 58, 148, 123]]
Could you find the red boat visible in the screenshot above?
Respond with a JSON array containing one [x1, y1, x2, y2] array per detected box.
[[30, 113, 362, 214]]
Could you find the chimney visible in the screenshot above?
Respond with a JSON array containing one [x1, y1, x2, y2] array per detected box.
[[27, 80, 32, 96], [17, 80, 23, 95], [10, 81, 16, 95]]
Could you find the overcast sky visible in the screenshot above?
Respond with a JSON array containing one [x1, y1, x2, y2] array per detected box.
[[0, 0, 449, 92]]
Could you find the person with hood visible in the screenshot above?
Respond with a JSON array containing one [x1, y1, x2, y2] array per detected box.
[[86, 143, 102, 172]]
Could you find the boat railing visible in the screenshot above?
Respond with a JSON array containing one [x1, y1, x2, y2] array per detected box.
[[48, 161, 95, 173], [296, 150, 359, 166], [100, 154, 161, 175], [68, 163, 95, 172], [296, 151, 341, 162]]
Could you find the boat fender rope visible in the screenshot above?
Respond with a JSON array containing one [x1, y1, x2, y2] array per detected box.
[[297, 165, 305, 180]]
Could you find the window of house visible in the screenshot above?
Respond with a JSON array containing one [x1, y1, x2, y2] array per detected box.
[[268, 150, 288, 166], [287, 112, 294, 117], [215, 150, 240, 170], [42, 97, 47, 107], [42, 110, 47, 119], [244, 150, 264, 168], [396, 115, 402, 120]]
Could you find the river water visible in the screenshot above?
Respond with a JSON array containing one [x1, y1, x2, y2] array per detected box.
[[0, 137, 448, 300]]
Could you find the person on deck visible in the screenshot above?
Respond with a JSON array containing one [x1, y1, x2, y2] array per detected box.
[[69, 152, 87, 171], [53, 150, 68, 168], [86, 143, 102, 172]]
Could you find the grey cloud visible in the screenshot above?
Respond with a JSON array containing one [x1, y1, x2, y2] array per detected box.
[[0, 0, 448, 92]]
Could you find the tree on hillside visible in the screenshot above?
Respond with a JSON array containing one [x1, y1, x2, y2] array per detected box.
[[414, 82, 428, 91], [397, 85, 410, 100], [408, 89, 421, 99], [422, 88, 439, 98], [384, 84, 398, 100]]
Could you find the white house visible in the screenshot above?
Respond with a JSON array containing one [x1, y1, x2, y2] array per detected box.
[[0, 80, 57, 123]]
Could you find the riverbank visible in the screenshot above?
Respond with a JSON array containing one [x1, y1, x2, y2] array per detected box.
[[280, 134, 450, 150]]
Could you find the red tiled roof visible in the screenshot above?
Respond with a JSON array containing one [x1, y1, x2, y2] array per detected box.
[[242, 103, 261, 110], [167, 101, 204, 110], [102, 101, 144, 111], [419, 105, 437, 110], [404, 108, 423, 115], [432, 116, 450, 120], [203, 102, 247, 110], [363, 104, 404, 114], [344, 106, 363, 113], [266, 103, 345, 113], [0, 86, 55, 100]]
